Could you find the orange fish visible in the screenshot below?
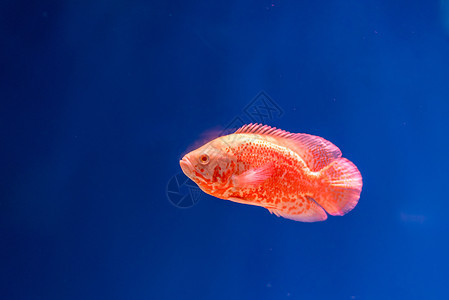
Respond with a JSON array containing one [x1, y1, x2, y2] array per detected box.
[[179, 124, 362, 222]]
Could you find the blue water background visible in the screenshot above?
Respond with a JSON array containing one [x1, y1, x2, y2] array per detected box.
[[1, 1, 449, 299]]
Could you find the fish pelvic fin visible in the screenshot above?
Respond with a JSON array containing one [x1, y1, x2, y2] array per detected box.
[[314, 158, 363, 216]]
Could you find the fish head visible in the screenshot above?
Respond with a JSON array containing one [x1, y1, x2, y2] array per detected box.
[[180, 136, 236, 194]]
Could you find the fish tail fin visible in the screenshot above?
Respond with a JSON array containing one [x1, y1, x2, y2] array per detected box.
[[314, 158, 363, 216]]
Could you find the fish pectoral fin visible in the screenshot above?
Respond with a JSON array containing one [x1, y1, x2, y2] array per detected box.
[[232, 164, 273, 188]]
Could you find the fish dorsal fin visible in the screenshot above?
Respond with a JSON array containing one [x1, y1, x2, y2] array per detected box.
[[234, 123, 342, 171]]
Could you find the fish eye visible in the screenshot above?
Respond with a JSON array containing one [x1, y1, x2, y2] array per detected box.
[[199, 154, 209, 165]]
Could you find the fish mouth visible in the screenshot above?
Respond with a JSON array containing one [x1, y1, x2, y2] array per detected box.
[[180, 156, 194, 178]]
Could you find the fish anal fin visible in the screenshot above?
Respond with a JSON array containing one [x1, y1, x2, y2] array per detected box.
[[267, 196, 327, 222], [235, 123, 341, 171], [267, 207, 280, 217]]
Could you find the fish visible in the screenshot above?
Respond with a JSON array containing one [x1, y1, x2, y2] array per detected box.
[[179, 123, 363, 222]]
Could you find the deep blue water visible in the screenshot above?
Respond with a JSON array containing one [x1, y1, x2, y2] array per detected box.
[[1, 1, 449, 299]]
